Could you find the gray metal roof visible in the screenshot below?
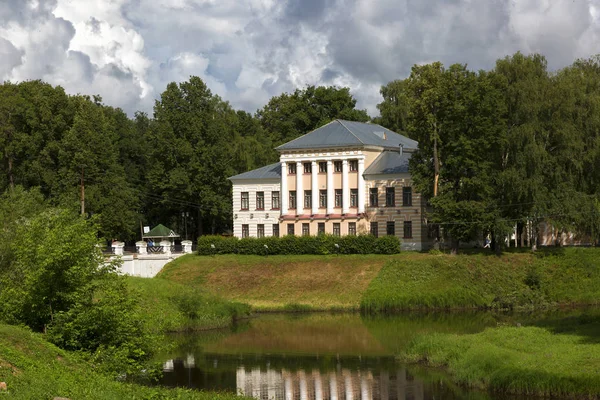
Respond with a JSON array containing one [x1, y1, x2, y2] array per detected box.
[[228, 162, 281, 181], [275, 119, 418, 151], [363, 150, 412, 175]]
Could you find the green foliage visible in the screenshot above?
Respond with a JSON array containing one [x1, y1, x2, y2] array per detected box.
[[0, 207, 105, 331], [47, 274, 155, 377], [197, 234, 400, 255], [257, 85, 370, 146]]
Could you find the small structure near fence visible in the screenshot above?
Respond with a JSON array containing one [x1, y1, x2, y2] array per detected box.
[[106, 224, 194, 278]]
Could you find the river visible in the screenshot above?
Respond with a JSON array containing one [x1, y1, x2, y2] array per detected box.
[[158, 309, 599, 399]]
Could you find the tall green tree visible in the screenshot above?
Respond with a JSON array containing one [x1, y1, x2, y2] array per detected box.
[[257, 85, 370, 146], [147, 77, 237, 237], [375, 79, 410, 134]]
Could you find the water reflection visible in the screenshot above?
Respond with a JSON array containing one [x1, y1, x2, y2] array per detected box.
[[161, 351, 472, 399], [159, 311, 600, 399], [234, 365, 423, 400]]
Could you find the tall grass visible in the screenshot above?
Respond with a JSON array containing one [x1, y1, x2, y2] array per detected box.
[[401, 324, 600, 398], [361, 248, 600, 312]]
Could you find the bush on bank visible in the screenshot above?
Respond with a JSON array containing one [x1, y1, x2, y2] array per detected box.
[[197, 234, 401, 255]]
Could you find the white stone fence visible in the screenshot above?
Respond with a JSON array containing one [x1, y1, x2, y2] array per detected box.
[[109, 240, 194, 256]]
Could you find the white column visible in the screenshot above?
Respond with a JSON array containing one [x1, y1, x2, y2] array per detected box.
[[329, 373, 338, 400], [358, 158, 365, 213], [314, 371, 323, 400], [281, 162, 288, 215], [327, 160, 334, 214], [299, 371, 308, 400], [342, 159, 349, 214], [296, 161, 304, 215], [311, 161, 318, 215]]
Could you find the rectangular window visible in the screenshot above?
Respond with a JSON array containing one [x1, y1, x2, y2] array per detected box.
[[348, 222, 356, 235], [257, 224, 265, 238], [370, 222, 378, 238], [350, 189, 358, 207], [303, 162, 312, 174], [349, 160, 358, 172], [273, 224, 280, 238], [369, 188, 378, 207], [242, 224, 249, 238], [318, 222, 325, 235], [287, 224, 295, 236], [289, 191, 297, 209], [304, 190, 312, 209], [319, 190, 327, 208], [256, 191, 265, 210], [404, 221, 413, 238], [333, 223, 341, 237], [334, 161, 342, 172], [386, 187, 395, 207], [403, 187, 412, 206], [288, 163, 297, 175], [272, 191, 280, 209], [387, 221, 395, 236], [335, 189, 343, 208], [302, 223, 310, 236], [241, 192, 249, 210], [319, 162, 327, 173]]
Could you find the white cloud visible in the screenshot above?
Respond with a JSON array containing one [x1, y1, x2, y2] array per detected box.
[[0, 0, 599, 117]]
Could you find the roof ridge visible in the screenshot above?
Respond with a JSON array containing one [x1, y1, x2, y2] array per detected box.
[[275, 120, 338, 150], [337, 119, 366, 145]]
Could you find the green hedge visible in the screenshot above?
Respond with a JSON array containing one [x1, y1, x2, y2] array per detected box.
[[197, 234, 400, 255]]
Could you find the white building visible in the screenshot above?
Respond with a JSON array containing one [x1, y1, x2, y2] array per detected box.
[[229, 120, 434, 251]]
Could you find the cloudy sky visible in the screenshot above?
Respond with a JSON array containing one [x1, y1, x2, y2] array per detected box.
[[1, 0, 599, 117]]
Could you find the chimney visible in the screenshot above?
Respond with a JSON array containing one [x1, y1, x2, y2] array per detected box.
[[399, 144, 404, 156]]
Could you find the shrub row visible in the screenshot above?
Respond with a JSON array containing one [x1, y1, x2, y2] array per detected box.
[[197, 234, 401, 255]]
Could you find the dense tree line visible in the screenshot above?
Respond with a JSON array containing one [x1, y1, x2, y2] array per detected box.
[[0, 79, 368, 240], [377, 52, 600, 253]]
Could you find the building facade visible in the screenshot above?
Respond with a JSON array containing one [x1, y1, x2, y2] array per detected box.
[[229, 120, 433, 251]]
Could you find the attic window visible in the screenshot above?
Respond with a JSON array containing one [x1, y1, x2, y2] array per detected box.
[[374, 131, 387, 140]]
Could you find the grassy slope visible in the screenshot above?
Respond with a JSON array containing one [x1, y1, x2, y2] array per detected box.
[[401, 323, 600, 398], [362, 248, 600, 311], [159, 249, 600, 311], [127, 276, 250, 332], [0, 324, 249, 400], [158, 254, 392, 309]]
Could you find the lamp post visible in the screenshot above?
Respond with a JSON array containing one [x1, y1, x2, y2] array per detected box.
[[182, 211, 189, 240]]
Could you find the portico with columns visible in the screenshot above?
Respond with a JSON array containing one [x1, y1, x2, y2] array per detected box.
[[278, 149, 368, 235], [229, 119, 434, 250]]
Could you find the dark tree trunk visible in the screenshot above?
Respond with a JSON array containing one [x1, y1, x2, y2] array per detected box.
[[450, 238, 459, 255]]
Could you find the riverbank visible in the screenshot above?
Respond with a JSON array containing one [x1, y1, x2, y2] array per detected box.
[[158, 248, 600, 311], [362, 247, 600, 312], [0, 323, 249, 400], [400, 310, 600, 398], [128, 276, 251, 332]]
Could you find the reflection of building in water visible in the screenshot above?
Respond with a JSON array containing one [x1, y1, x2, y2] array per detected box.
[[235, 366, 424, 400]]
